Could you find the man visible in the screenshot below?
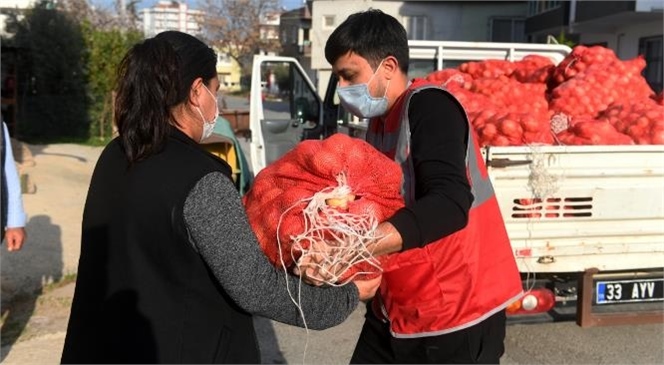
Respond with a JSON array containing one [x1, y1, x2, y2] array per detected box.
[[314, 9, 523, 364], [1, 121, 27, 251]]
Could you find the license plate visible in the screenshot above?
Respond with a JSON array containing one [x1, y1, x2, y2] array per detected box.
[[595, 278, 664, 305]]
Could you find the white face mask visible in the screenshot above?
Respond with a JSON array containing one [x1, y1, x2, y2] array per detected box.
[[195, 84, 219, 143], [337, 60, 390, 119]]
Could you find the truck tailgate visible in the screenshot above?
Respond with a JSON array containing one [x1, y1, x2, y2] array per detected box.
[[485, 145, 664, 273]]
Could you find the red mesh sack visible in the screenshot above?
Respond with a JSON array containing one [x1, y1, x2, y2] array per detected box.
[[242, 133, 405, 283], [550, 45, 619, 87], [511, 55, 555, 84], [598, 98, 664, 144], [473, 109, 554, 147], [459, 59, 516, 79], [470, 75, 549, 116], [550, 56, 654, 119], [444, 82, 496, 115], [555, 118, 634, 145], [426, 69, 474, 88]]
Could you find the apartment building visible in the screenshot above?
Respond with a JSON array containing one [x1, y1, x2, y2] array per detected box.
[[310, 0, 528, 93], [0, 0, 37, 36], [279, 1, 314, 81], [526, 0, 663, 92], [140, 0, 203, 38]]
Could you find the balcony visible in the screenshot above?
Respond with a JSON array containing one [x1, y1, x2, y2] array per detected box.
[[571, 0, 662, 33], [300, 41, 311, 57], [525, 1, 568, 35], [526, 0, 663, 35]]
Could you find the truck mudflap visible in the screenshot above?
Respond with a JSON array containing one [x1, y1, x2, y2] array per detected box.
[[577, 268, 664, 327]]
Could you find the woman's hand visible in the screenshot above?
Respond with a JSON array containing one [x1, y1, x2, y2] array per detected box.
[[292, 240, 382, 301], [352, 275, 382, 302]]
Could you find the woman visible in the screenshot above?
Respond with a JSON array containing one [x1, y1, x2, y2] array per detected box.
[[60, 31, 380, 364]]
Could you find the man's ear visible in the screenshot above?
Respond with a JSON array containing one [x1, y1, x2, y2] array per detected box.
[[382, 56, 399, 80]]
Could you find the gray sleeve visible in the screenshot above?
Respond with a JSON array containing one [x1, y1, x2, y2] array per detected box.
[[183, 171, 360, 330]]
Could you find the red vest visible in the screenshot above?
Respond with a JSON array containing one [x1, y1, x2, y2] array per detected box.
[[367, 79, 523, 338]]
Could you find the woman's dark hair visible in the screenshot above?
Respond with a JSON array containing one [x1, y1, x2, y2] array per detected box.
[[115, 31, 217, 163], [325, 9, 409, 73]]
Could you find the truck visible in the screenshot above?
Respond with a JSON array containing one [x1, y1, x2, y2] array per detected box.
[[245, 40, 664, 326]]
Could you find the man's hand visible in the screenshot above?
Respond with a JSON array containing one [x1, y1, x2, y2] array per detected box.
[[294, 221, 403, 286], [293, 240, 349, 286], [352, 275, 382, 302], [4, 227, 26, 252], [370, 222, 403, 256]]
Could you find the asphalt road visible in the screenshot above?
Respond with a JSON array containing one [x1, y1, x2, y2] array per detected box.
[[234, 94, 664, 364], [1, 110, 662, 365], [254, 304, 664, 365]]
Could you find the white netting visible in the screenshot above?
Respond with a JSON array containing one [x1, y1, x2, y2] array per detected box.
[[276, 173, 383, 287], [562, 56, 579, 76], [526, 144, 561, 201], [520, 144, 563, 296], [550, 112, 571, 135], [442, 74, 467, 88], [274, 172, 384, 364]]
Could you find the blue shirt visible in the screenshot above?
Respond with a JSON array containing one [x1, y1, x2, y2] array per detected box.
[[2, 122, 26, 228]]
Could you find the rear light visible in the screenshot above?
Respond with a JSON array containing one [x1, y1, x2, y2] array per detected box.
[[506, 288, 556, 315]]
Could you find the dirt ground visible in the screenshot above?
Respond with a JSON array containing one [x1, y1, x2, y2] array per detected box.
[[1, 143, 103, 364]]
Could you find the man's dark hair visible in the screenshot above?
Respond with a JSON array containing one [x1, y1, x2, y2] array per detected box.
[[325, 9, 409, 73]]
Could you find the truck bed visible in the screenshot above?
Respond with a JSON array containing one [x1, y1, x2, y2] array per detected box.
[[485, 145, 664, 273]]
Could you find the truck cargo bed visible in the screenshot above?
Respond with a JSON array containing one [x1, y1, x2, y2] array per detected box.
[[485, 145, 664, 273]]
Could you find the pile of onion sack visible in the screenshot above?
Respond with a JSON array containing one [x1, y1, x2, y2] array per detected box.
[[425, 45, 662, 146], [243, 133, 404, 284]]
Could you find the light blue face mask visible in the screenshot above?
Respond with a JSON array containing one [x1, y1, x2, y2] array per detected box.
[[337, 61, 390, 119]]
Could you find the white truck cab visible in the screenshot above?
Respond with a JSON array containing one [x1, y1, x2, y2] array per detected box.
[[248, 41, 664, 326], [249, 41, 572, 175]]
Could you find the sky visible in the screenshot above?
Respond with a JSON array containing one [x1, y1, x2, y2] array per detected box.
[[95, 0, 305, 11]]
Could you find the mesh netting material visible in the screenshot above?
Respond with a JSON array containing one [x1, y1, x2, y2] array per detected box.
[[243, 133, 405, 283]]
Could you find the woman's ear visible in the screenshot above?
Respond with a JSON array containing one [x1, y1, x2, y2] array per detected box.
[[382, 56, 399, 80], [189, 77, 204, 107]]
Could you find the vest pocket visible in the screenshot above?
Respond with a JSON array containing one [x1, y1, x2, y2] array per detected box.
[[382, 258, 444, 314]]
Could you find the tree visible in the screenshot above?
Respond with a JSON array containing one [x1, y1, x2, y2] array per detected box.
[[200, 0, 282, 75], [54, 0, 94, 20], [2, 0, 142, 141], [57, 0, 141, 31], [83, 24, 142, 140], [55, 0, 142, 140], [555, 30, 577, 48], [114, 0, 141, 30], [6, 1, 90, 141]]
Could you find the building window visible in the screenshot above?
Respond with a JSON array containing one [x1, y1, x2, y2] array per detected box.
[[528, 0, 562, 16], [218, 73, 229, 86], [403, 15, 428, 40], [217, 53, 231, 66], [639, 35, 663, 93], [322, 15, 335, 30], [490, 18, 526, 42]]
